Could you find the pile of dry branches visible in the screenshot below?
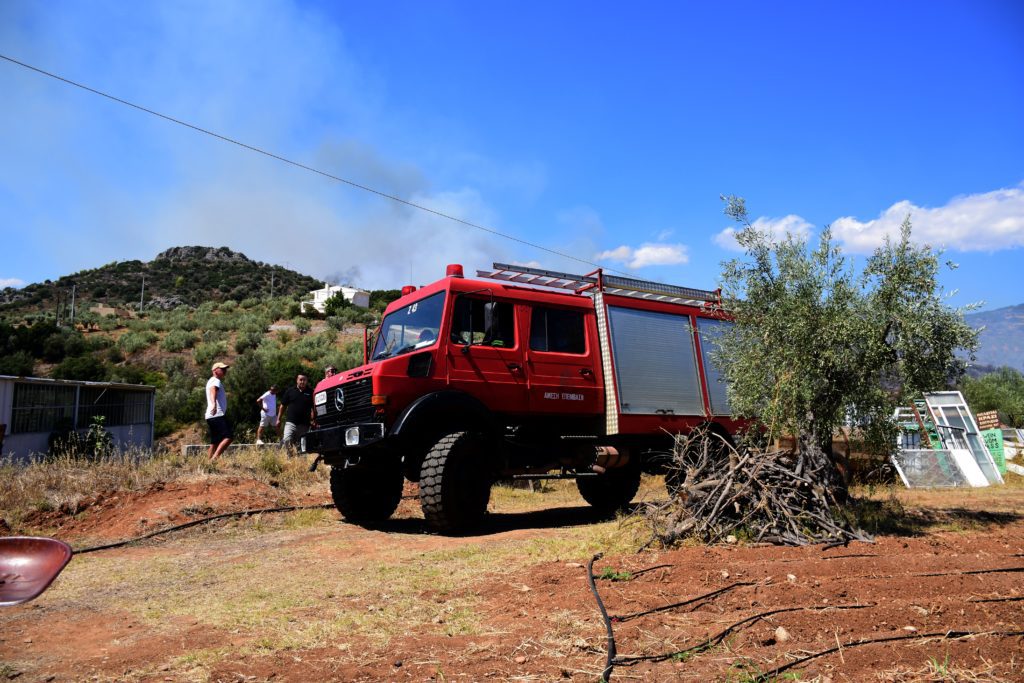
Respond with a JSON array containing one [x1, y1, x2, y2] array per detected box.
[[642, 428, 873, 548]]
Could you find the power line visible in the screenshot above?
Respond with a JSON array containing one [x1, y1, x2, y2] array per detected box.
[[0, 53, 632, 276]]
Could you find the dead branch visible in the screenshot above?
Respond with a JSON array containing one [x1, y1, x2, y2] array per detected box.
[[643, 425, 873, 548]]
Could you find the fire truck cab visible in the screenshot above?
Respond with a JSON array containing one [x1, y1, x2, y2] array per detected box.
[[302, 263, 740, 533]]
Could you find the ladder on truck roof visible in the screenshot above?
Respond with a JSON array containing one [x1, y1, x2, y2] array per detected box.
[[476, 262, 722, 307]]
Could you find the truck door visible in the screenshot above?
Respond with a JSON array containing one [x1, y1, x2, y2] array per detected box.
[[524, 304, 602, 415], [444, 294, 528, 413]]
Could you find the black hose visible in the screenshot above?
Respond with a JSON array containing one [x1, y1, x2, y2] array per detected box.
[[73, 503, 335, 554], [586, 552, 616, 682]]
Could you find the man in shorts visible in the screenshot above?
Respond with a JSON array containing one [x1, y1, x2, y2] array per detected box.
[[206, 362, 233, 460], [255, 384, 278, 444], [277, 374, 315, 453]]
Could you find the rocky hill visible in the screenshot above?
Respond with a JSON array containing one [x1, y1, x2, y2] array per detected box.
[[0, 246, 322, 312], [966, 303, 1024, 373]]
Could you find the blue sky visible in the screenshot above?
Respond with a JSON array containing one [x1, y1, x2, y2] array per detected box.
[[1, 1, 1022, 310]]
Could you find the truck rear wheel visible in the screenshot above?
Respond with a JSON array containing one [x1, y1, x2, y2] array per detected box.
[[576, 460, 641, 514], [330, 455, 404, 523], [419, 431, 492, 534]]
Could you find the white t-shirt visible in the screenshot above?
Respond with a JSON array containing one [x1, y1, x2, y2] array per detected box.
[[258, 390, 277, 417], [206, 376, 226, 418]]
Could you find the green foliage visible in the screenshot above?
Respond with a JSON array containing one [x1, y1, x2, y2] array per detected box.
[[323, 292, 352, 316], [369, 289, 402, 311], [961, 367, 1024, 427], [193, 341, 229, 369], [155, 358, 205, 427], [718, 197, 979, 457], [0, 351, 35, 376], [160, 329, 199, 352], [292, 317, 312, 334], [118, 330, 159, 354], [225, 352, 270, 428], [51, 355, 109, 382], [235, 330, 263, 353], [597, 567, 633, 581]]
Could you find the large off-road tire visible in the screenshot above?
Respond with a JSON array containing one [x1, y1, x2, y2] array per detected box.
[[419, 431, 493, 534], [576, 459, 642, 515], [330, 454, 404, 523]]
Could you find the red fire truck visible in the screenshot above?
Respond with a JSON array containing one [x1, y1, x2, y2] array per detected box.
[[302, 263, 741, 532]]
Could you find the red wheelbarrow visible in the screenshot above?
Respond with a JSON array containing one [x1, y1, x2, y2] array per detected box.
[[0, 537, 73, 606]]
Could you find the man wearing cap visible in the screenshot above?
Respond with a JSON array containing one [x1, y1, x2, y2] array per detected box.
[[206, 362, 233, 460]]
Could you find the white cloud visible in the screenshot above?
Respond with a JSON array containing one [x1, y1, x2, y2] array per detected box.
[[0, 278, 26, 289], [595, 245, 632, 261], [831, 185, 1024, 253], [596, 243, 689, 269], [714, 214, 814, 251]]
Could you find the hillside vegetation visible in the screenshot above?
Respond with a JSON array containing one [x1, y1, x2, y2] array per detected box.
[[0, 247, 400, 441]]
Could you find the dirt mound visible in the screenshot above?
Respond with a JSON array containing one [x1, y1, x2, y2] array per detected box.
[[25, 477, 305, 544]]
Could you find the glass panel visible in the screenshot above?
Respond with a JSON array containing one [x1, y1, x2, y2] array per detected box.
[[371, 292, 446, 360], [696, 318, 732, 416], [530, 307, 585, 354]]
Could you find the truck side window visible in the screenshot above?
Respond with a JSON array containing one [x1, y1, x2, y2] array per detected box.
[[530, 307, 585, 354], [451, 297, 516, 347]]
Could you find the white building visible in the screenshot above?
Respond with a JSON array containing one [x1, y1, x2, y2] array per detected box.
[[302, 283, 370, 314], [0, 376, 156, 461]]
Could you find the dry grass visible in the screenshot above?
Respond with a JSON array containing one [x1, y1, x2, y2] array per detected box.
[[0, 445, 328, 532]]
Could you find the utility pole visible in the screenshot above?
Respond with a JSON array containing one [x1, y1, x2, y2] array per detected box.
[[140, 274, 145, 311], [270, 272, 275, 298], [70, 285, 76, 324]]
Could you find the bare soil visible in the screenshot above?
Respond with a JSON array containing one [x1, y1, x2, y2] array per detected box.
[[2, 478, 1023, 682]]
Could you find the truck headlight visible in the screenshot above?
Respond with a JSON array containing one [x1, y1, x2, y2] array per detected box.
[[345, 427, 360, 446]]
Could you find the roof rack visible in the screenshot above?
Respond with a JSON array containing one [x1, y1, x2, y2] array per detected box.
[[476, 263, 721, 306]]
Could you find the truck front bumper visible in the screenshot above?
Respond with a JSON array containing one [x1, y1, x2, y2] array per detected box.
[[301, 422, 386, 454]]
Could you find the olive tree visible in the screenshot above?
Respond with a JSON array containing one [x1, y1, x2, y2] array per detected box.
[[961, 367, 1024, 428], [716, 196, 978, 471]]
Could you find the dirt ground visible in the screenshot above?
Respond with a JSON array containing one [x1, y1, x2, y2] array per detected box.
[[2, 476, 1023, 682]]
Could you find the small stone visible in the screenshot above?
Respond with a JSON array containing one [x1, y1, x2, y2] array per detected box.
[[720, 570, 730, 579], [514, 656, 527, 664], [912, 606, 929, 616], [394, 661, 403, 668], [774, 626, 791, 643], [518, 584, 532, 592], [786, 574, 797, 583], [23, 638, 32, 644], [432, 615, 444, 624], [726, 534, 738, 544], [564, 562, 583, 568], [902, 626, 917, 632]]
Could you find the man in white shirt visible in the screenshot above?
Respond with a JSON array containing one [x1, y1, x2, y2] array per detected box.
[[255, 385, 278, 445], [206, 362, 233, 460]]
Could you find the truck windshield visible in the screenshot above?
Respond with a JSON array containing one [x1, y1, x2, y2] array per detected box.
[[371, 291, 446, 361]]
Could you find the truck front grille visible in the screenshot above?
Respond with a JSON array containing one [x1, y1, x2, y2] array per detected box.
[[318, 378, 374, 427]]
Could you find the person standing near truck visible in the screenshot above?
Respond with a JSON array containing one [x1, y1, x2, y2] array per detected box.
[[205, 362, 233, 460], [277, 374, 314, 453], [255, 384, 278, 445]]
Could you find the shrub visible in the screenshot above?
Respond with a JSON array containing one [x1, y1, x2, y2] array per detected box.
[[293, 317, 311, 335], [51, 355, 109, 382], [118, 331, 158, 354], [193, 341, 228, 369], [160, 329, 198, 352], [0, 351, 34, 376]]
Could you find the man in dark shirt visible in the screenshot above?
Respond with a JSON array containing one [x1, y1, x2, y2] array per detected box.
[[277, 374, 315, 452]]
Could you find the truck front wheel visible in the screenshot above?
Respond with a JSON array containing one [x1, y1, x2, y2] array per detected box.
[[576, 460, 641, 515], [330, 454, 404, 523], [419, 431, 493, 534]]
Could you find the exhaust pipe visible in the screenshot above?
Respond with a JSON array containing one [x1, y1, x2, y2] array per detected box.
[[592, 446, 629, 474]]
